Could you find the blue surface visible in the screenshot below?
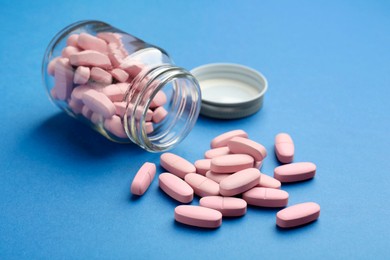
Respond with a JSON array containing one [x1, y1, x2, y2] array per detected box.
[[0, 0, 389, 259]]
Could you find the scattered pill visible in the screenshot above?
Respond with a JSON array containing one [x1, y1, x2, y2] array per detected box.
[[200, 196, 247, 217], [275, 133, 294, 163], [219, 168, 261, 196], [210, 129, 248, 148], [174, 205, 222, 228], [257, 173, 281, 189], [276, 202, 320, 228], [160, 153, 196, 179], [130, 162, 156, 196], [194, 159, 211, 175], [242, 187, 289, 207], [159, 173, 194, 203], [210, 154, 254, 173], [204, 146, 230, 159], [228, 137, 267, 161], [184, 173, 220, 197], [274, 162, 316, 183]]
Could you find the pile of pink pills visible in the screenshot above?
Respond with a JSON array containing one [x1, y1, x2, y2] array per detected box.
[[130, 130, 320, 229], [47, 32, 168, 138]]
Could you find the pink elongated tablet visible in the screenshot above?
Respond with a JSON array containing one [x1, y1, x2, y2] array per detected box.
[[73, 66, 90, 85], [61, 46, 80, 58], [228, 137, 267, 161], [108, 45, 124, 68], [69, 50, 111, 69], [152, 106, 168, 123], [205, 171, 231, 184], [174, 205, 222, 228], [210, 129, 248, 148], [150, 91, 167, 108], [242, 187, 288, 207], [66, 34, 79, 47], [71, 85, 93, 103], [104, 115, 127, 138], [82, 89, 116, 118], [90, 67, 112, 85], [77, 33, 108, 53], [257, 173, 281, 189], [275, 133, 294, 163], [110, 68, 129, 83], [159, 173, 193, 203], [274, 162, 316, 183], [102, 83, 129, 102], [184, 173, 220, 197], [219, 168, 261, 196], [200, 196, 247, 217], [210, 154, 254, 173], [204, 146, 230, 159], [276, 202, 320, 228], [160, 153, 196, 179], [194, 159, 211, 175], [54, 58, 74, 100], [130, 162, 156, 196]]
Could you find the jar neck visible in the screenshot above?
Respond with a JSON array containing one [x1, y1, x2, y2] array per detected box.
[[124, 64, 201, 152]]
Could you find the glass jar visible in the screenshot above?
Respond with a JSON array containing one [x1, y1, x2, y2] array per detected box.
[[42, 20, 201, 152]]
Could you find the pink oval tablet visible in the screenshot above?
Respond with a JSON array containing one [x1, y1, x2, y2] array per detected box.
[[160, 153, 196, 179], [174, 205, 222, 228], [210, 129, 248, 148], [210, 154, 254, 173], [257, 173, 281, 189], [204, 146, 230, 159], [90, 67, 112, 85], [77, 33, 108, 53], [54, 58, 74, 100], [150, 91, 167, 108], [73, 66, 90, 85], [205, 171, 231, 184], [69, 50, 111, 69], [228, 137, 267, 161], [200, 196, 247, 217], [102, 84, 128, 102], [275, 133, 294, 163], [194, 159, 211, 175], [219, 168, 260, 196], [242, 187, 288, 207], [104, 115, 127, 138], [130, 162, 156, 196], [274, 162, 316, 183], [276, 202, 320, 228], [96, 32, 121, 45], [71, 85, 93, 103], [184, 173, 219, 197], [159, 173, 193, 203], [110, 68, 129, 83], [66, 34, 79, 47], [61, 46, 80, 59], [152, 106, 168, 123], [82, 89, 116, 118]]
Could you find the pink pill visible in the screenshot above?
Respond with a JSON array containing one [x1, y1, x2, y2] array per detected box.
[[159, 173, 194, 203], [108, 46, 125, 68], [276, 202, 320, 228], [210, 154, 254, 173], [66, 34, 79, 47], [194, 159, 211, 175], [160, 153, 196, 179], [275, 133, 294, 164], [242, 187, 289, 207], [114, 102, 153, 121], [77, 33, 108, 53], [54, 58, 74, 100], [210, 129, 248, 148], [152, 106, 168, 123], [257, 173, 281, 189], [90, 67, 112, 85], [110, 68, 129, 83], [184, 173, 220, 197], [68, 99, 83, 114], [144, 122, 154, 134], [71, 85, 93, 103], [102, 83, 129, 102], [174, 205, 222, 228], [82, 89, 116, 119], [120, 61, 143, 79], [69, 50, 111, 69], [130, 162, 156, 196], [205, 171, 231, 184], [150, 91, 167, 108], [96, 32, 121, 45], [254, 161, 263, 169], [219, 168, 260, 196], [274, 162, 316, 183], [61, 46, 81, 59], [200, 196, 247, 217], [90, 112, 103, 125], [228, 137, 267, 161], [81, 106, 93, 119], [47, 57, 60, 76], [204, 146, 230, 159], [104, 115, 127, 138], [73, 66, 90, 85]]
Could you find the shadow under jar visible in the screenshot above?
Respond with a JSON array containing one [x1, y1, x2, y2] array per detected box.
[[42, 20, 201, 152]]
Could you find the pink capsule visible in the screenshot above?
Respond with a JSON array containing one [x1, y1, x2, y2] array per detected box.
[[159, 173, 193, 203], [130, 162, 156, 196], [204, 146, 230, 159], [242, 187, 288, 207], [275, 133, 294, 163], [184, 173, 219, 197], [210, 129, 248, 148], [174, 205, 222, 228], [274, 162, 316, 183], [160, 153, 196, 179], [210, 154, 254, 173], [228, 137, 267, 161], [276, 202, 320, 228], [200, 196, 247, 217], [219, 168, 260, 196]]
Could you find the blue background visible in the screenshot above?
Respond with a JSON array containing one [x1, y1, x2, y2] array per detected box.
[[0, 0, 389, 259]]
